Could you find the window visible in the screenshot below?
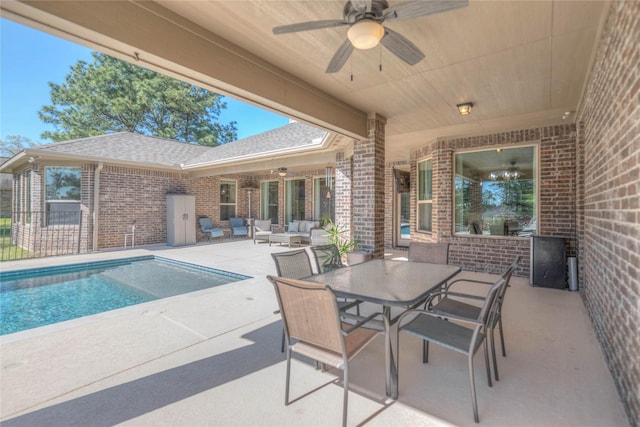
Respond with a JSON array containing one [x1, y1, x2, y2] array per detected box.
[[285, 179, 305, 223], [417, 159, 433, 233], [220, 180, 237, 220], [313, 177, 334, 222], [454, 146, 537, 237], [260, 180, 278, 224], [45, 166, 81, 225]]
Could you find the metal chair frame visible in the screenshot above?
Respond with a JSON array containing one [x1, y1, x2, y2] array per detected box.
[[267, 275, 388, 427], [397, 276, 507, 423], [429, 256, 520, 381]]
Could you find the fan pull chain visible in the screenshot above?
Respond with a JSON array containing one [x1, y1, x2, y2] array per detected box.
[[379, 45, 382, 72], [350, 55, 354, 82]]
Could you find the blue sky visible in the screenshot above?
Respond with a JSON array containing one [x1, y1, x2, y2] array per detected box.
[[0, 18, 289, 145]]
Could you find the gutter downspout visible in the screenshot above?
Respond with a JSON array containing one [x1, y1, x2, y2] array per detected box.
[[92, 162, 104, 251]]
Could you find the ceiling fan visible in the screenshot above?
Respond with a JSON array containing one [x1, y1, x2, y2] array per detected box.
[[273, 0, 469, 73]]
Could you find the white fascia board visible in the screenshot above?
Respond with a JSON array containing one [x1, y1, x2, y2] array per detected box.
[[181, 133, 333, 170]]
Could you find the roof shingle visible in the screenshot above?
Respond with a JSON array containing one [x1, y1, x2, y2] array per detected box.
[[33, 122, 327, 168]]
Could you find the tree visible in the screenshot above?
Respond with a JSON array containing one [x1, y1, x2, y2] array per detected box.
[[0, 135, 38, 157], [39, 52, 237, 145]]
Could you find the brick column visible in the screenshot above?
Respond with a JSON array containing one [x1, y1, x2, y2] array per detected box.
[[334, 151, 352, 237], [352, 113, 386, 258]]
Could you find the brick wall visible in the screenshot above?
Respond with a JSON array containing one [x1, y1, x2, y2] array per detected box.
[[98, 166, 347, 247], [576, 1, 639, 424], [351, 113, 385, 258], [405, 125, 577, 277], [335, 151, 353, 242], [97, 165, 187, 248]]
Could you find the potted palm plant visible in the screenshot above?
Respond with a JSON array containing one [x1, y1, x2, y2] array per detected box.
[[324, 220, 357, 262]]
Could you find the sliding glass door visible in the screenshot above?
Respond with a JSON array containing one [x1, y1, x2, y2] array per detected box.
[[285, 179, 305, 223]]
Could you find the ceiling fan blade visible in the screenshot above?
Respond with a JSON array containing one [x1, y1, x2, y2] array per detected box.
[[326, 39, 355, 73], [380, 28, 425, 65], [273, 19, 347, 35], [384, 0, 468, 22]]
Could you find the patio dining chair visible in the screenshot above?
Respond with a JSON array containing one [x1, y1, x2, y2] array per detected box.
[[271, 248, 315, 281], [407, 242, 450, 264], [266, 275, 387, 427], [397, 276, 507, 423], [407, 242, 452, 312], [310, 243, 344, 273], [428, 256, 521, 381], [311, 244, 362, 315], [271, 249, 361, 352]]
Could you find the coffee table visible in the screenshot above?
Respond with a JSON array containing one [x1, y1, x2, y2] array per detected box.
[[268, 233, 302, 248]]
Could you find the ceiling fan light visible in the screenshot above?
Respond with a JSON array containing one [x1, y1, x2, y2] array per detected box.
[[457, 102, 473, 115], [347, 20, 384, 50]]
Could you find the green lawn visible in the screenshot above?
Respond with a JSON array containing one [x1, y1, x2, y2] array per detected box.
[[0, 218, 29, 261]]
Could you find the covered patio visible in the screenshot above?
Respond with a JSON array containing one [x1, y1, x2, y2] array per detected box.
[[0, 1, 638, 424], [0, 241, 629, 426]]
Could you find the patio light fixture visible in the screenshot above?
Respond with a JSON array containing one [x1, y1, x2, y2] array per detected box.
[[457, 102, 473, 115], [277, 167, 288, 177], [347, 20, 384, 50]]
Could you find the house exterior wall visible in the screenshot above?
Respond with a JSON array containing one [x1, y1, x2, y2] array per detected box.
[[10, 162, 90, 256], [96, 164, 187, 249], [577, 1, 639, 424], [405, 124, 578, 277]]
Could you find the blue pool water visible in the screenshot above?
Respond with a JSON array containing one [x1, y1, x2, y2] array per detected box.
[[0, 256, 251, 335]]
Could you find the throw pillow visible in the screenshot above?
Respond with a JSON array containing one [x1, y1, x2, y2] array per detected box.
[[288, 222, 299, 232]]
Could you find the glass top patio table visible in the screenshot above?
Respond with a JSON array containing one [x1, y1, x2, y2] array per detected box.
[[303, 258, 461, 400], [304, 259, 461, 310]]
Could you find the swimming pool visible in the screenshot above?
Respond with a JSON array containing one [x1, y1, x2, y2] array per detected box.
[[0, 256, 251, 335]]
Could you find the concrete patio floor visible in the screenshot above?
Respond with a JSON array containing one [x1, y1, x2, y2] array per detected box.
[[0, 240, 631, 427]]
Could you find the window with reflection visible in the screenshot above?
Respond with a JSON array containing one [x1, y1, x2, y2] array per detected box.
[[45, 166, 81, 225], [220, 180, 237, 220], [260, 180, 278, 224], [417, 159, 433, 233], [285, 179, 305, 223], [454, 146, 537, 237]]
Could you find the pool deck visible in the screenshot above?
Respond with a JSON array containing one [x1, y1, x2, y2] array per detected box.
[[0, 240, 631, 427]]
